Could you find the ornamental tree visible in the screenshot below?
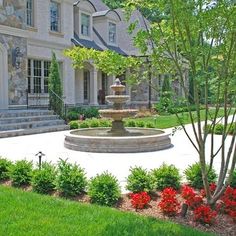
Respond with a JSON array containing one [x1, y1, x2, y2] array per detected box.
[[125, 0, 236, 206], [48, 52, 63, 116], [64, 47, 141, 79]]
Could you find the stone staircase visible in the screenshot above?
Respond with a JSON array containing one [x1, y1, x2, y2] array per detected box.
[[0, 109, 69, 138]]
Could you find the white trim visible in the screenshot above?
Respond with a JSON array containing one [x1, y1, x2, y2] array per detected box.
[[27, 38, 71, 49], [0, 43, 9, 109]]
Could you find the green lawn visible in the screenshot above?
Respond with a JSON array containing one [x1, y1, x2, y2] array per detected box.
[[0, 186, 213, 236], [127, 108, 231, 129]]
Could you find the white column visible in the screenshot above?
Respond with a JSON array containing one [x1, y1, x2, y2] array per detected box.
[[90, 68, 98, 105]]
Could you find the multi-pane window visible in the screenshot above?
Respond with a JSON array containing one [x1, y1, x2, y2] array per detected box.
[[81, 13, 90, 36], [26, 0, 33, 26], [84, 70, 90, 101], [50, 1, 60, 32], [33, 60, 42, 94], [28, 59, 51, 94], [109, 22, 116, 43]]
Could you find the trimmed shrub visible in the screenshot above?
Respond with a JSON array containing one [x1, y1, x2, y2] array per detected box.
[[79, 121, 90, 128], [126, 166, 154, 193], [136, 121, 145, 128], [99, 119, 112, 127], [67, 111, 79, 121], [214, 124, 224, 135], [184, 162, 217, 189], [10, 160, 33, 187], [203, 124, 212, 134], [88, 171, 121, 206], [152, 163, 181, 190], [32, 162, 57, 194], [57, 159, 87, 197], [69, 121, 79, 129], [126, 120, 136, 127], [146, 122, 155, 128], [0, 157, 12, 181], [84, 107, 99, 119], [89, 118, 99, 128]]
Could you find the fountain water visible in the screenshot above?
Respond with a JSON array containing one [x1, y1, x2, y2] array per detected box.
[[64, 79, 171, 153]]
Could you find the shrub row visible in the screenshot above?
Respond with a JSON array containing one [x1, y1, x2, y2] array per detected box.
[[204, 123, 236, 135], [69, 118, 155, 130], [126, 163, 218, 193], [0, 157, 120, 206], [69, 118, 112, 129], [1, 157, 236, 207], [66, 107, 99, 121]]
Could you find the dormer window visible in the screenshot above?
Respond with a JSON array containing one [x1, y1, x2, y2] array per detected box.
[[81, 13, 90, 36], [109, 22, 116, 44]]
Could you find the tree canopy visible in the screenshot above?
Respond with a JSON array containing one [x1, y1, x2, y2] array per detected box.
[[125, 0, 236, 206]]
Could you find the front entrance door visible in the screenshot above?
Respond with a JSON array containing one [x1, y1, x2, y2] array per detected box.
[[83, 70, 90, 104], [0, 44, 8, 109]]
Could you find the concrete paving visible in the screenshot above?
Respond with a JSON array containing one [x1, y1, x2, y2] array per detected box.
[[0, 125, 231, 192]]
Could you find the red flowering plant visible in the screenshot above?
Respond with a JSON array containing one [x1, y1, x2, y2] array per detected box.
[[194, 205, 217, 225], [200, 183, 217, 198], [158, 187, 180, 216], [181, 185, 203, 209], [221, 186, 236, 222], [130, 192, 151, 210]]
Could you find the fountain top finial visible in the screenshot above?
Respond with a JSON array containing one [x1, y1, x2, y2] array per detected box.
[[115, 78, 121, 85]]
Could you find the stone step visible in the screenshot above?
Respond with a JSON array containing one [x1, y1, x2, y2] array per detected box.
[[0, 109, 54, 118], [0, 115, 59, 124], [0, 125, 69, 138], [0, 120, 66, 131]]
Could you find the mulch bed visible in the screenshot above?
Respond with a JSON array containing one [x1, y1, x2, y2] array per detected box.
[[2, 181, 236, 236], [117, 194, 236, 236]]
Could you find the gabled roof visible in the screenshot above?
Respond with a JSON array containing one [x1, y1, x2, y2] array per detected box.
[[72, 1, 151, 57], [72, 32, 103, 51], [89, 0, 109, 11], [93, 27, 127, 55], [92, 10, 121, 21]]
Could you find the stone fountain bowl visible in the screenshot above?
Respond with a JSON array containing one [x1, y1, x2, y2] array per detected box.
[[106, 95, 130, 104], [99, 109, 138, 120], [110, 84, 125, 93], [64, 128, 172, 153]]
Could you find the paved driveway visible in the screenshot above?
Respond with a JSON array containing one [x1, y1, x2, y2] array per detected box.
[[0, 125, 231, 191]]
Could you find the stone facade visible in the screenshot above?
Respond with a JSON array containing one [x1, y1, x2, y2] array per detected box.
[[0, 34, 27, 106], [0, 0, 25, 29]]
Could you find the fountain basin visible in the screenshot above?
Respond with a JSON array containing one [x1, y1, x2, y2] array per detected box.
[[106, 95, 130, 104], [64, 128, 171, 153]]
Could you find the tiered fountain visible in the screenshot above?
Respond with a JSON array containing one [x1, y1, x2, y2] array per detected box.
[[64, 79, 171, 153]]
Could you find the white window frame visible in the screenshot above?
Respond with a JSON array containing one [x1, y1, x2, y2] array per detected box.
[[50, 0, 61, 32], [79, 10, 92, 40], [27, 59, 51, 94], [26, 0, 34, 27], [108, 21, 117, 45]]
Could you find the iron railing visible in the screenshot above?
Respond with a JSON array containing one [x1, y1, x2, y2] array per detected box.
[[26, 89, 68, 121], [48, 89, 67, 120]]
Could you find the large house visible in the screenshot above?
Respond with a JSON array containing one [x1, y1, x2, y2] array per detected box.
[[0, 0, 186, 110]]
